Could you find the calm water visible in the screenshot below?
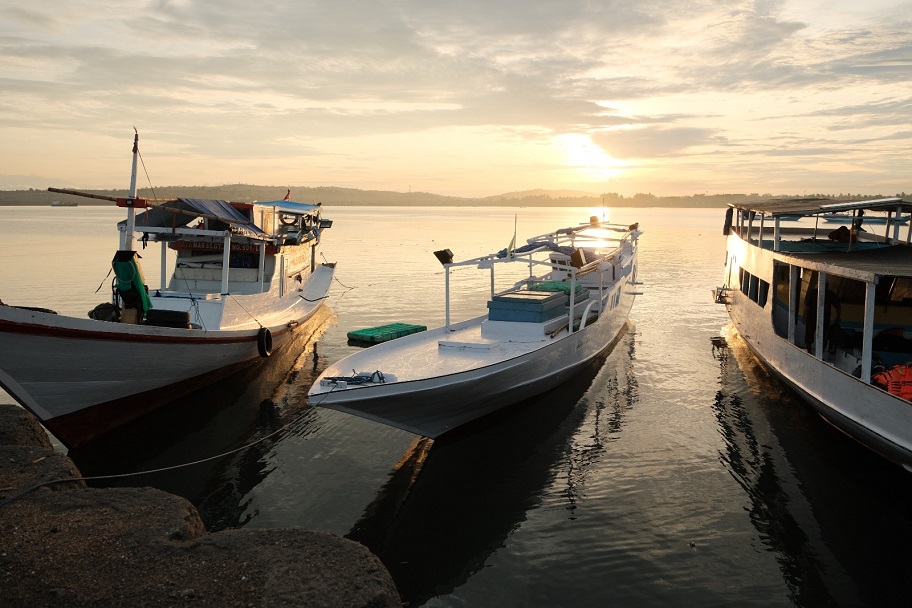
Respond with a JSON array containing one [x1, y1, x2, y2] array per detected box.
[[2, 205, 911, 607]]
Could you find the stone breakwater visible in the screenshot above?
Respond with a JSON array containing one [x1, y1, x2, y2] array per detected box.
[[0, 403, 401, 607]]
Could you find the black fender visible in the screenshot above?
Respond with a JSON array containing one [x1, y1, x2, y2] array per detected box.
[[257, 327, 273, 357]]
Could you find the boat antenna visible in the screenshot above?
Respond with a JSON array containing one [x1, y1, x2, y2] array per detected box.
[[507, 214, 517, 258]]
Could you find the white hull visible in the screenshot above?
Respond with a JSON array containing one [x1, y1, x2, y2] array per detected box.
[[727, 288, 912, 469], [721, 198, 912, 470], [0, 264, 333, 448], [310, 221, 641, 437]]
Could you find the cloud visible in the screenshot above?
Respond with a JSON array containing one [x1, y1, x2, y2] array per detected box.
[[592, 126, 720, 159], [0, 1, 910, 195]]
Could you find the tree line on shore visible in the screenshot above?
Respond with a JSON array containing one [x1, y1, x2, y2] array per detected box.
[[0, 185, 904, 208]]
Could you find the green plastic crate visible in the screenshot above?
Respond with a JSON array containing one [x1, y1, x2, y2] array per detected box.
[[347, 322, 427, 344]]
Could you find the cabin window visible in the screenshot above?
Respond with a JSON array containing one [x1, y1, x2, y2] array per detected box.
[[757, 279, 769, 307], [738, 267, 768, 308], [772, 263, 791, 339], [888, 278, 912, 304]]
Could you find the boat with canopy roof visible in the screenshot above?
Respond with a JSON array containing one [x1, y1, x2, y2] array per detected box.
[[0, 131, 335, 449], [715, 197, 912, 470]]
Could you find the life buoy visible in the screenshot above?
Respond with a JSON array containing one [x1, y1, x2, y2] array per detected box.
[[257, 327, 273, 357], [279, 213, 298, 226]]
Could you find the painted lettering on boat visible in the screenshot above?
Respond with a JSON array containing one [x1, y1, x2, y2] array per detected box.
[[170, 240, 278, 255]]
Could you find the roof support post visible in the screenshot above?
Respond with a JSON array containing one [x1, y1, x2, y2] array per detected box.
[[814, 272, 826, 359], [894, 204, 903, 241], [221, 232, 231, 294], [773, 217, 781, 252], [445, 265, 451, 331], [259, 241, 266, 293], [160, 240, 167, 291], [861, 281, 875, 383], [788, 264, 798, 344]]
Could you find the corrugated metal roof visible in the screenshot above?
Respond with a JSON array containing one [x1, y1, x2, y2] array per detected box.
[[732, 197, 911, 216]]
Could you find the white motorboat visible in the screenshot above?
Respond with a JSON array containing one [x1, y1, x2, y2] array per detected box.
[[716, 197, 912, 470], [309, 217, 642, 437], [0, 132, 335, 449]]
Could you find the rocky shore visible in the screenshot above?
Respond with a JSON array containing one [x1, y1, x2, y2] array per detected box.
[[0, 403, 401, 607]]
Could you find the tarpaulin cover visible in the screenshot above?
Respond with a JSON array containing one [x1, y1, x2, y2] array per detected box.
[[120, 198, 266, 238]]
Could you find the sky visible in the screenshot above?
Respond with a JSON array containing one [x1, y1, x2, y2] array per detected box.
[[1, 1, 910, 198]]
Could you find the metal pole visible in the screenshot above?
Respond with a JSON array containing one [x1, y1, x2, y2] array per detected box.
[[445, 266, 451, 330], [160, 241, 167, 291], [124, 130, 139, 251], [259, 241, 267, 292], [221, 233, 231, 294], [862, 282, 876, 382], [815, 272, 826, 359]]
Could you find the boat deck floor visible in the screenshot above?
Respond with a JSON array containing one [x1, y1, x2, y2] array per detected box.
[[323, 317, 558, 383]]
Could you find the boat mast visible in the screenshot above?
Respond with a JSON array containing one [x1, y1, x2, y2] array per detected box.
[[122, 129, 139, 251]]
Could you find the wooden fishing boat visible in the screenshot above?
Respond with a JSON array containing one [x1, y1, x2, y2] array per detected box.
[[0, 131, 335, 448], [716, 197, 912, 470], [309, 218, 642, 437]]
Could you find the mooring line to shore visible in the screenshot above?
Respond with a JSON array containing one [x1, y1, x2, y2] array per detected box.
[[0, 385, 346, 510]]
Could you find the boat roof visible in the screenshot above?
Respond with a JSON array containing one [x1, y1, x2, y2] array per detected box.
[[731, 197, 912, 217], [123, 198, 266, 238], [779, 245, 912, 281], [257, 200, 321, 214]]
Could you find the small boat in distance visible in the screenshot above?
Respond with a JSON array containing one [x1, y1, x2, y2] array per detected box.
[[715, 197, 912, 470], [50, 200, 78, 207], [309, 217, 642, 437], [0, 131, 335, 449], [822, 211, 908, 224]]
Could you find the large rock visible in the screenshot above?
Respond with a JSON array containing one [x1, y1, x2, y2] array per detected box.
[[0, 404, 401, 607]]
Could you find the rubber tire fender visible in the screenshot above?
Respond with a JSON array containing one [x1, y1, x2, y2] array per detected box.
[[257, 327, 273, 357]]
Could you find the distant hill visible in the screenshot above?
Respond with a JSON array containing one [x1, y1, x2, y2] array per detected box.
[[487, 189, 601, 200], [0, 185, 901, 208]]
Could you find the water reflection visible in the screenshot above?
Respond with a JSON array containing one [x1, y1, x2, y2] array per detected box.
[[70, 308, 333, 527], [348, 325, 636, 606], [713, 329, 912, 607]]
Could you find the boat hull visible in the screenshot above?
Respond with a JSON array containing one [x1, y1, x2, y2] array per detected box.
[[313, 281, 636, 437], [320, 319, 631, 437], [723, 232, 912, 470], [0, 264, 334, 448]]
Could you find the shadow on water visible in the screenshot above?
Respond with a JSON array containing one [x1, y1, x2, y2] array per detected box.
[[69, 308, 334, 528], [348, 324, 637, 607], [713, 329, 912, 608]]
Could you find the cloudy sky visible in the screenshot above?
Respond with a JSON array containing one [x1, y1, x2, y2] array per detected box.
[[1, 1, 910, 197]]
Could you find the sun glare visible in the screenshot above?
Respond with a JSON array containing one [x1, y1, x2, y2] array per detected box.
[[554, 134, 625, 180]]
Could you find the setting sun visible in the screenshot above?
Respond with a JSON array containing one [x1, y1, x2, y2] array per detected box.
[[554, 134, 626, 181]]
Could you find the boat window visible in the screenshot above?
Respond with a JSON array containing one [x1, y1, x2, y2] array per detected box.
[[758, 279, 769, 307], [739, 267, 769, 308], [888, 278, 912, 304], [772, 262, 790, 339]]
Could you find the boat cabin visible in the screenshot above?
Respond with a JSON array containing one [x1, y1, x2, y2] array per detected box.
[[722, 197, 912, 396]]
